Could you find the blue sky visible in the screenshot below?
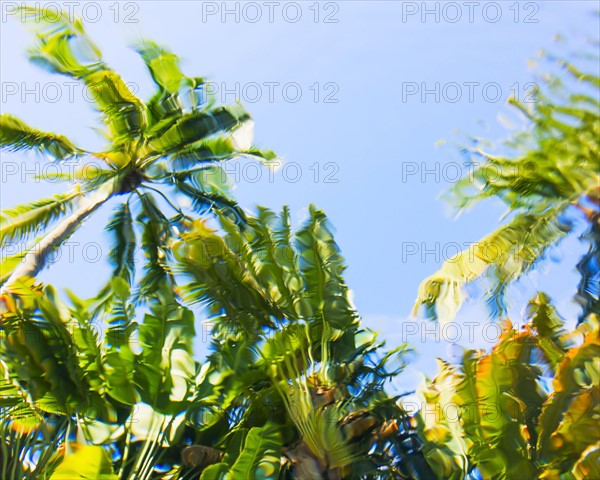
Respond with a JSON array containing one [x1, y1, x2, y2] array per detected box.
[[1, 1, 598, 390]]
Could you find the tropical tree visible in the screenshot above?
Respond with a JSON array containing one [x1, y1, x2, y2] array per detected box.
[[413, 48, 600, 325], [1, 207, 436, 479], [4, 6, 598, 480], [172, 207, 435, 479], [409, 41, 600, 480], [0, 6, 275, 305], [1, 11, 436, 477]]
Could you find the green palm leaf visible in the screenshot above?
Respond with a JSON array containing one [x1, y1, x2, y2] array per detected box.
[[296, 205, 359, 332], [1, 286, 89, 414], [148, 104, 251, 154], [227, 424, 281, 479], [135, 40, 186, 95], [106, 202, 136, 285], [418, 295, 600, 479], [167, 136, 276, 172], [134, 40, 196, 126], [0, 249, 28, 287], [571, 442, 600, 479], [135, 302, 196, 410], [174, 180, 247, 224], [537, 323, 600, 465], [50, 446, 117, 480], [0, 192, 80, 247], [20, 6, 146, 143], [0, 114, 81, 160], [414, 207, 573, 324], [135, 192, 176, 299], [174, 218, 276, 335]]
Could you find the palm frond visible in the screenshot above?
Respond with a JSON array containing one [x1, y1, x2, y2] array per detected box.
[[133, 40, 203, 126], [174, 219, 276, 336], [537, 321, 600, 464], [0, 249, 28, 287], [165, 137, 277, 174], [20, 6, 146, 143], [106, 202, 136, 285], [0, 410, 66, 479], [104, 277, 137, 349], [174, 180, 246, 224], [135, 192, 176, 300], [147, 104, 251, 154], [576, 219, 600, 322], [226, 424, 281, 478], [1, 286, 92, 414], [167, 137, 238, 169], [135, 302, 196, 409], [50, 445, 117, 479], [100, 278, 138, 406], [417, 295, 600, 479], [413, 206, 572, 324], [0, 192, 80, 247], [135, 40, 186, 95], [296, 205, 359, 332], [416, 60, 599, 325], [0, 114, 81, 160], [571, 442, 600, 479]]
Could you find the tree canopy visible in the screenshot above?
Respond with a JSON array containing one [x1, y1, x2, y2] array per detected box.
[[1, 6, 599, 480]]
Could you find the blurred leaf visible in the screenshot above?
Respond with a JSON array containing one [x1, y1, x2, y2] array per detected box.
[[50, 446, 117, 479], [0, 114, 81, 160]]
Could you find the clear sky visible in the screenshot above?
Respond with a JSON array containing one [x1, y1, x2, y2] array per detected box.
[[1, 1, 598, 391]]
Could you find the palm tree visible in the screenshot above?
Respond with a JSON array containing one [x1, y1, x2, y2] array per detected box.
[[413, 50, 600, 325], [0, 14, 435, 474], [408, 43, 599, 479], [1, 206, 437, 479], [0, 6, 275, 304]]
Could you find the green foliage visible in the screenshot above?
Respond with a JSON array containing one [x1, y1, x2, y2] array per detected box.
[[414, 55, 600, 324], [417, 294, 600, 479], [19, 6, 146, 143], [576, 219, 600, 321], [0, 411, 66, 479], [106, 204, 136, 285], [0, 5, 276, 297], [223, 424, 281, 479], [0, 283, 195, 478], [412, 48, 600, 479], [1, 206, 433, 479], [0, 192, 80, 247], [172, 207, 432, 479], [50, 446, 118, 480], [3, 6, 597, 480], [0, 114, 81, 160]]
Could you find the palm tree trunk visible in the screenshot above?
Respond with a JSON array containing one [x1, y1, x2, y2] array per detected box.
[[0, 181, 115, 297]]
